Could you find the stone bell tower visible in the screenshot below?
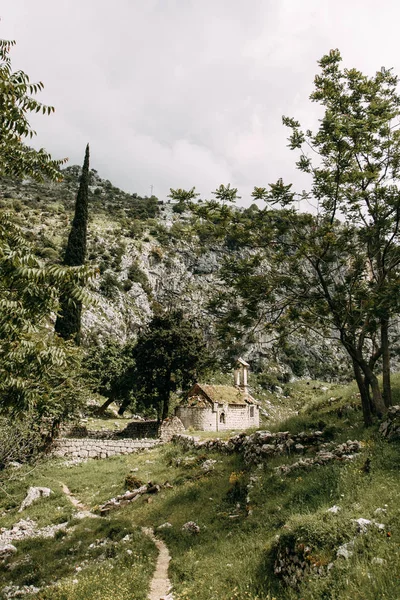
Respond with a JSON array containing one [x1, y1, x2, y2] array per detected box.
[[234, 357, 250, 394]]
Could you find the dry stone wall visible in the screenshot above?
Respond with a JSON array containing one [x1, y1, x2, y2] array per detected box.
[[53, 438, 160, 459]]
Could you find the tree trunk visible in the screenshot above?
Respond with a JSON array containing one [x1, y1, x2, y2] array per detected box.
[[363, 366, 386, 416], [365, 378, 376, 416], [353, 361, 372, 426], [118, 397, 131, 416], [161, 376, 171, 421], [381, 315, 392, 408], [161, 390, 170, 421], [97, 397, 115, 416]]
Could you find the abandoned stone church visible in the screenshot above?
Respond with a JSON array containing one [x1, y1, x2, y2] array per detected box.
[[175, 358, 260, 431]]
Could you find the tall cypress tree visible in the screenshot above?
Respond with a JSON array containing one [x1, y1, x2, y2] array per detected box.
[[55, 144, 90, 343]]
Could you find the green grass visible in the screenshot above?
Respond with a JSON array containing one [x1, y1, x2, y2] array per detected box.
[[1, 378, 400, 599]]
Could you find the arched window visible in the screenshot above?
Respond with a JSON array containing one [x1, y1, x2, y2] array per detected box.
[[219, 412, 226, 424]]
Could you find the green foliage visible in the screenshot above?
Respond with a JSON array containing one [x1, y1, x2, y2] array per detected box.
[[0, 415, 43, 469], [84, 340, 136, 407], [168, 187, 200, 203], [193, 50, 400, 424], [0, 212, 91, 416], [169, 187, 200, 214], [127, 195, 159, 220], [131, 310, 212, 420], [0, 38, 66, 181], [99, 272, 122, 299], [281, 340, 306, 377], [0, 41, 93, 439], [55, 145, 90, 343]]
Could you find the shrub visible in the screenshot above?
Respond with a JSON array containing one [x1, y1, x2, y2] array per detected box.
[[172, 201, 186, 214], [126, 261, 152, 297], [149, 246, 163, 263], [99, 272, 122, 299], [0, 415, 43, 469], [122, 279, 133, 292], [124, 474, 145, 490]]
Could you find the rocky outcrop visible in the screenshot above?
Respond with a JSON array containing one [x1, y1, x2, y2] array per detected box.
[[0, 519, 68, 546], [18, 487, 52, 512], [0, 169, 352, 379]]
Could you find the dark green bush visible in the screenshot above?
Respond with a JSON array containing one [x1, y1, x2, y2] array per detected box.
[[127, 261, 152, 297], [99, 272, 122, 299]]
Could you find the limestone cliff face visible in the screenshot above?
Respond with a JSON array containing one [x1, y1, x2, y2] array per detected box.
[[0, 166, 351, 380]]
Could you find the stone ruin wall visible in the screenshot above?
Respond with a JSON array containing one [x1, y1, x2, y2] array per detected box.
[[54, 417, 186, 458]]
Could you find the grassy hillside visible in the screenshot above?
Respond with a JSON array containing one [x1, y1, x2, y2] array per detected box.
[[1, 378, 399, 599]]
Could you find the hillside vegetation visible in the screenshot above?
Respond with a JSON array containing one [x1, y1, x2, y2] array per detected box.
[[0, 167, 350, 381], [1, 378, 399, 600]]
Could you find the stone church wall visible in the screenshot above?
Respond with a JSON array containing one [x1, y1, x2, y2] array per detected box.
[[176, 407, 216, 431], [221, 405, 249, 430]]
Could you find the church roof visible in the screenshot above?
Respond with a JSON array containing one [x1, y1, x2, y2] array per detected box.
[[185, 383, 258, 407]]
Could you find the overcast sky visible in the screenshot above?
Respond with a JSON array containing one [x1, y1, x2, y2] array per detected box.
[[2, 1, 400, 206]]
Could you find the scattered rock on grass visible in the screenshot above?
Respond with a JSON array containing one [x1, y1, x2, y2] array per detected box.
[[336, 540, 355, 559], [2, 584, 40, 598], [352, 518, 385, 533], [182, 521, 200, 534], [157, 523, 172, 530], [18, 487, 52, 512], [0, 543, 17, 561], [0, 519, 68, 544]]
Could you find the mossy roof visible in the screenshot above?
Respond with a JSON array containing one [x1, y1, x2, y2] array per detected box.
[[185, 383, 258, 406]]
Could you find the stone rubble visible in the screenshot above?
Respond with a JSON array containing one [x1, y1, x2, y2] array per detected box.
[[379, 405, 400, 440], [0, 519, 68, 545], [336, 540, 355, 559], [274, 542, 322, 588], [173, 429, 327, 465], [157, 523, 173, 530], [2, 584, 40, 598], [200, 459, 217, 471], [352, 518, 385, 534], [275, 440, 362, 474], [327, 505, 341, 514], [172, 431, 363, 472]]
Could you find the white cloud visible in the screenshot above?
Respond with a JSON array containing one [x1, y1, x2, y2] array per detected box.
[[2, 0, 400, 204]]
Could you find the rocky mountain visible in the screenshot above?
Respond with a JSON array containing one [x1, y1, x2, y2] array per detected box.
[[0, 166, 351, 382]]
